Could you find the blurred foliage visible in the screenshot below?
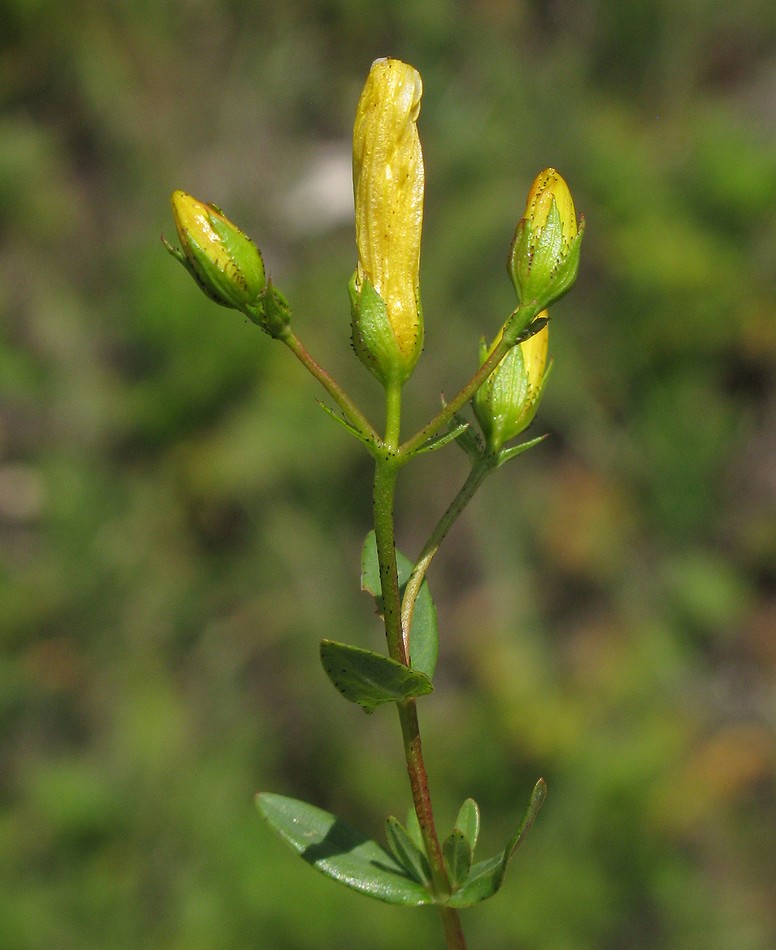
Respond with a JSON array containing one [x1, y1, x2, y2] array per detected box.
[[2, 1, 776, 948]]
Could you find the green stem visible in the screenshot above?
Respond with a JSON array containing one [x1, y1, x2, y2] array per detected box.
[[399, 303, 543, 458], [372, 459, 406, 665], [372, 382, 467, 949], [401, 458, 491, 650], [281, 329, 381, 449]]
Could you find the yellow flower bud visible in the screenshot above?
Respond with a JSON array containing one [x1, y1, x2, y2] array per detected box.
[[166, 191, 266, 310], [474, 316, 549, 452], [164, 191, 291, 337], [350, 58, 424, 385], [509, 168, 583, 310]]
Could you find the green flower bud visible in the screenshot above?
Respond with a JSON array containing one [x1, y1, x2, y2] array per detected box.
[[474, 316, 549, 452], [508, 168, 584, 310], [351, 58, 424, 386], [165, 190, 266, 308], [164, 191, 290, 338]]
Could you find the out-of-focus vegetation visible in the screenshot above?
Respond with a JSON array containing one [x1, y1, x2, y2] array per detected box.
[[2, 1, 775, 947]]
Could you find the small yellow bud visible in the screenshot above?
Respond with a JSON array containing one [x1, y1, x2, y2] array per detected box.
[[166, 191, 266, 310], [474, 316, 549, 452], [164, 191, 290, 337], [509, 168, 583, 310], [350, 58, 424, 385]]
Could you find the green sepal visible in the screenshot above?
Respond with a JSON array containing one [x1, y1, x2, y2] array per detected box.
[[245, 280, 291, 338], [444, 779, 547, 908], [385, 816, 432, 887], [360, 531, 439, 679], [319, 639, 433, 712], [257, 792, 433, 906], [349, 271, 407, 386]]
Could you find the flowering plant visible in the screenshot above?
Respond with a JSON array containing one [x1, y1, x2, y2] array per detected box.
[[165, 57, 583, 950]]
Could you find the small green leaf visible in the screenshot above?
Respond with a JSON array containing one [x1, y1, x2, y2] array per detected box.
[[443, 828, 472, 891], [320, 639, 433, 711], [444, 779, 547, 908], [257, 793, 433, 906], [360, 531, 439, 679], [316, 400, 374, 449], [494, 433, 548, 467], [385, 816, 432, 887], [405, 806, 424, 851], [443, 853, 503, 908], [453, 798, 480, 854], [414, 421, 471, 456]]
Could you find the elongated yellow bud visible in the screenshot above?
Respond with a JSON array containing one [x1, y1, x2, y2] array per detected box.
[[350, 58, 424, 385]]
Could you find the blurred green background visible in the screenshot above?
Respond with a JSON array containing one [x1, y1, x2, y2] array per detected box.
[[2, 1, 775, 947]]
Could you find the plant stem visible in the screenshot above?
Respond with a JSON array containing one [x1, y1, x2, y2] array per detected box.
[[372, 381, 468, 949], [401, 458, 491, 652], [281, 329, 381, 448]]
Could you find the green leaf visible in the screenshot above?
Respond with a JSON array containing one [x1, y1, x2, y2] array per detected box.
[[414, 421, 471, 456], [445, 779, 547, 908], [495, 432, 547, 467], [316, 400, 374, 449], [360, 531, 439, 679], [320, 639, 433, 712], [443, 828, 472, 891], [405, 806, 424, 851], [257, 793, 433, 906], [453, 798, 480, 853], [385, 816, 432, 887], [443, 853, 503, 908]]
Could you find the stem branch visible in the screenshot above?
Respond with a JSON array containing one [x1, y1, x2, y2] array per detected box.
[[401, 459, 491, 651], [282, 329, 381, 448]]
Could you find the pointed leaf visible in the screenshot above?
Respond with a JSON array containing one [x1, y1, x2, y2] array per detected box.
[[445, 779, 547, 908], [360, 531, 439, 679], [257, 792, 433, 905], [453, 798, 480, 854], [385, 816, 432, 887], [494, 433, 548, 467], [320, 639, 433, 711], [504, 777, 547, 860], [405, 806, 424, 851], [443, 828, 472, 891], [316, 400, 374, 449], [415, 421, 471, 456]]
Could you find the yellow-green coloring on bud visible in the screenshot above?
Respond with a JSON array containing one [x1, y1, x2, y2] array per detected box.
[[474, 317, 550, 453], [350, 58, 424, 386], [509, 168, 583, 311], [164, 191, 289, 337]]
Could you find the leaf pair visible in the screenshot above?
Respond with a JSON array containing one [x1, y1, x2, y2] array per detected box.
[[257, 780, 546, 908], [319, 531, 439, 711]]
